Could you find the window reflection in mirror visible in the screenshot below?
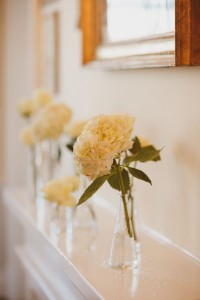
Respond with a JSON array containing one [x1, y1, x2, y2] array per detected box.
[[103, 0, 175, 43]]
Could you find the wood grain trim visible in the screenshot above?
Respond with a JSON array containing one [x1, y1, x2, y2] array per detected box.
[[81, 0, 97, 64], [176, 0, 200, 66], [190, 0, 200, 65]]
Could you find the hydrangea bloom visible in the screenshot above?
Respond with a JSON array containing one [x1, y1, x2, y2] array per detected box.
[[65, 120, 88, 138], [32, 102, 72, 141], [73, 114, 134, 180], [33, 88, 52, 109], [42, 176, 80, 206], [17, 98, 35, 118], [20, 126, 35, 147], [17, 89, 52, 119]]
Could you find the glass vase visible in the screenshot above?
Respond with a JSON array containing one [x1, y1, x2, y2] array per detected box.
[[108, 195, 139, 269], [34, 139, 60, 229], [36, 139, 60, 190], [50, 202, 73, 248], [128, 187, 141, 253], [26, 146, 39, 217], [27, 140, 59, 201], [27, 146, 38, 202]]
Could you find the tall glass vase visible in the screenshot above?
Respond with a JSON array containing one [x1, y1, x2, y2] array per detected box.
[[27, 146, 37, 200], [35, 139, 60, 229], [27, 140, 59, 199], [108, 195, 138, 269], [26, 146, 39, 216], [37, 139, 60, 189]]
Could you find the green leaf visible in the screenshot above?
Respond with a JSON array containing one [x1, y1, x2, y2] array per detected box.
[[57, 146, 62, 162], [124, 155, 135, 164], [77, 174, 111, 206], [66, 138, 77, 152], [107, 169, 130, 193], [125, 146, 161, 164], [127, 167, 152, 185], [66, 143, 74, 152], [141, 145, 161, 161], [129, 136, 141, 154]]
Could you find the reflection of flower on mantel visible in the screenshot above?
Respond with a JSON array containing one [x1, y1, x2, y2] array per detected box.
[[42, 176, 80, 206], [73, 113, 161, 240]]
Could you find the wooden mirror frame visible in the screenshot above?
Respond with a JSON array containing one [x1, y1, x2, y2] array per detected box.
[[80, 0, 200, 69]]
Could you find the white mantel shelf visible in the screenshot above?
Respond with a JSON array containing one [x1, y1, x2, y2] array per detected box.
[[2, 188, 200, 300]]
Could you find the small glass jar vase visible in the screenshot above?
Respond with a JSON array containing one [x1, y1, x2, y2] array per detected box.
[[49, 202, 73, 251], [108, 194, 139, 269]]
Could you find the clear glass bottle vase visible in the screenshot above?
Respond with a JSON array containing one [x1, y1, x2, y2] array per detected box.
[[128, 187, 141, 253], [108, 194, 139, 269], [27, 140, 59, 200], [36, 139, 60, 190], [27, 146, 38, 202]]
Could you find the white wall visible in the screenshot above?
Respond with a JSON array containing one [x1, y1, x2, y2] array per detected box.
[[0, 0, 6, 293], [3, 0, 35, 186], [0, 0, 5, 183], [2, 0, 200, 259], [60, 0, 200, 259]]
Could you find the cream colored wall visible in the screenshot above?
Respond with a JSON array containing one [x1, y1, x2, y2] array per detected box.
[[3, 0, 35, 186], [60, 0, 200, 259], [0, 0, 5, 183], [0, 2, 5, 291], [2, 0, 200, 260]]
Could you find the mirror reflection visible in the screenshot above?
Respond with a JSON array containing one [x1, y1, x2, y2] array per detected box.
[[103, 0, 175, 43]]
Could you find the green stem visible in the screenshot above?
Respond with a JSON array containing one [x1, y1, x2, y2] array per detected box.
[[115, 159, 133, 238], [129, 183, 138, 241], [129, 161, 138, 241]]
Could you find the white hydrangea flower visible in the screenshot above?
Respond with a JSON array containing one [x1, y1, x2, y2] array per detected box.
[[20, 126, 35, 147], [65, 120, 88, 138], [33, 88, 52, 109], [73, 114, 134, 180], [17, 98, 35, 118], [42, 176, 80, 206], [32, 102, 72, 141], [17, 88, 52, 118]]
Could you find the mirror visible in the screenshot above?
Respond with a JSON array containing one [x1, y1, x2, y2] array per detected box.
[[80, 0, 200, 69], [103, 0, 175, 42]]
